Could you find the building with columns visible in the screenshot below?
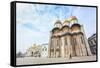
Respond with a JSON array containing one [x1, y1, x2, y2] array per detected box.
[[48, 16, 92, 58], [88, 34, 96, 55], [41, 44, 48, 57], [25, 44, 48, 57], [25, 44, 42, 57]]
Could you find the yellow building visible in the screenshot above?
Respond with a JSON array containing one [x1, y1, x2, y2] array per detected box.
[[48, 16, 92, 58], [26, 44, 41, 57], [25, 44, 48, 57]]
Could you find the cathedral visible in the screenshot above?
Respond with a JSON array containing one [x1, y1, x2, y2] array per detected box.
[[48, 16, 92, 58]]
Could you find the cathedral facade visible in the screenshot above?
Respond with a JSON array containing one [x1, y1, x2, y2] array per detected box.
[[48, 16, 92, 58]]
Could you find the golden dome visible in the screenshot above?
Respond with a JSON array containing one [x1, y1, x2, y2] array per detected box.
[[62, 19, 70, 26], [68, 16, 78, 21], [63, 16, 78, 24], [63, 19, 70, 23]]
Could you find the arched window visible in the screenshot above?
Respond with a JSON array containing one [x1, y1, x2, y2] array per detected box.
[[65, 37, 67, 45], [56, 48, 60, 57], [89, 41, 91, 45], [71, 37, 76, 56], [81, 36, 83, 44], [75, 38, 77, 45], [31, 52, 33, 56], [51, 39, 54, 49], [57, 39, 59, 46], [73, 38, 77, 45], [94, 38, 96, 43], [71, 38, 73, 45]]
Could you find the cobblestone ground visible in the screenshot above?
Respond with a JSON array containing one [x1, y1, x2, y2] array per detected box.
[[16, 55, 96, 65]]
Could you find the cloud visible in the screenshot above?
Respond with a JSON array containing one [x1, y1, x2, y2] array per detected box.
[[17, 24, 49, 53], [16, 3, 96, 53], [22, 23, 41, 31], [72, 7, 96, 38]]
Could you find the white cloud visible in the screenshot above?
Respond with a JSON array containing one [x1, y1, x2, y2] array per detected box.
[[16, 3, 96, 53]]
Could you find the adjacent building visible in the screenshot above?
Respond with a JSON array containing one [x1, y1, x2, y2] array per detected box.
[[41, 44, 48, 57], [88, 34, 96, 55], [25, 44, 41, 57], [48, 16, 92, 58], [25, 44, 48, 57]]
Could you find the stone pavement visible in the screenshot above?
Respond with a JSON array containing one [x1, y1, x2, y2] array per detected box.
[[16, 55, 96, 65]]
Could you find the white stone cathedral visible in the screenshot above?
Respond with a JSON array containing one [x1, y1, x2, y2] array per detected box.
[[48, 16, 92, 58]]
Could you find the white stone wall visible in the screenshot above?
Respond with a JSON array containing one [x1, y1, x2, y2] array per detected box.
[[48, 24, 92, 58]]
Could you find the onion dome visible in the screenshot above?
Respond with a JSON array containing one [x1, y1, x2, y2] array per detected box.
[[54, 20, 62, 28], [71, 23, 81, 32], [68, 16, 78, 23], [63, 19, 70, 26]]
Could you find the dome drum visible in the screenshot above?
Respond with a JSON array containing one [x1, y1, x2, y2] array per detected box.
[[71, 24, 81, 32], [54, 20, 62, 28], [52, 27, 60, 34], [61, 26, 69, 33]]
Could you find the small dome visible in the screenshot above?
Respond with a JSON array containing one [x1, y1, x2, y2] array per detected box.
[[54, 20, 62, 25], [54, 20, 62, 28], [63, 19, 70, 26], [68, 16, 78, 22], [64, 19, 70, 23], [61, 25, 69, 30], [52, 27, 60, 34], [61, 25, 69, 33], [71, 23, 81, 27], [71, 23, 81, 32], [70, 16, 77, 21]]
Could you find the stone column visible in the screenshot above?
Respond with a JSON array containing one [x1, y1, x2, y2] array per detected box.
[[67, 35, 71, 59], [58, 37, 61, 57], [81, 35, 88, 56], [55, 38, 57, 58], [48, 31, 52, 58], [53, 39, 55, 58], [77, 35, 83, 56], [59, 36, 62, 57], [61, 36, 65, 58]]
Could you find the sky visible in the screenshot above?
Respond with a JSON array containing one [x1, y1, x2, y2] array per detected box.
[[16, 3, 96, 53]]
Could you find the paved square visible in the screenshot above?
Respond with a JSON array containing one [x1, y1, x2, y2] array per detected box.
[[16, 55, 96, 65]]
